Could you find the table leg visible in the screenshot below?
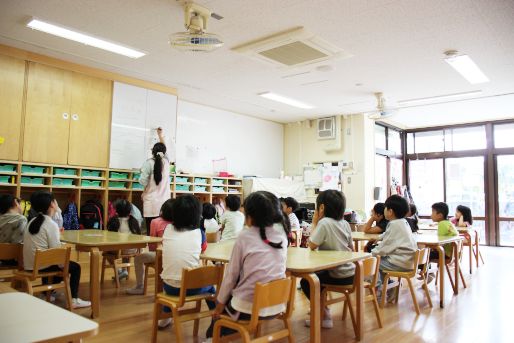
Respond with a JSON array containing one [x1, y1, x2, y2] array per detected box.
[[354, 241, 359, 252], [474, 230, 480, 268], [436, 245, 445, 308], [453, 242, 459, 295], [303, 273, 320, 343], [467, 233, 473, 274], [90, 248, 100, 318], [354, 260, 364, 341]]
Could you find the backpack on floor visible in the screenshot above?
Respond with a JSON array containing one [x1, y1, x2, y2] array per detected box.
[[80, 200, 104, 229], [63, 202, 80, 230]]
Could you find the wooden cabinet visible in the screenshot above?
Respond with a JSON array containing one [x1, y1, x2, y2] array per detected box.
[[68, 73, 112, 167], [0, 55, 26, 161], [23, 62, 72, 164], [23, 62, 112, 167]]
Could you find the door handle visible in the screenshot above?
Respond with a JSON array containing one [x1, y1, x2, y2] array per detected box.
[[72, 114, 79, 121], [62, 113, 69, 120]]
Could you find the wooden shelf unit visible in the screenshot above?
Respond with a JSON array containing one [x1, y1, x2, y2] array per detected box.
[[0, 161, 244, 228]]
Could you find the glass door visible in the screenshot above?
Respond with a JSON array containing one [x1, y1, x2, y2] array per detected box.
[[496, 155, 514, 246]]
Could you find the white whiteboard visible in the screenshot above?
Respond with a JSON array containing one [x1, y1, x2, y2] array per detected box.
[[110, 82, 177, 169], [175, 101, 283, 177]]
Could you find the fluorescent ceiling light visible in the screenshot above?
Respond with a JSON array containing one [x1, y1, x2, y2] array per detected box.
[[444, 52, 489, 84], [26, 18, 145, 59], [398, 90, 483, 106], [258, 92, 314, 109]]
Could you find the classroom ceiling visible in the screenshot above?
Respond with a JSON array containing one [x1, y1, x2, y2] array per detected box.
[[0, 0, 513, 128]]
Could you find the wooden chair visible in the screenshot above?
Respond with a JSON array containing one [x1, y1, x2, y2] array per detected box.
[[380, 248, 433, 315], [0, 243, 23, 281], [11, 247, 73, 310], [321, 256, 382, 337], [435, 240, 467, 290], [151, 264, 225, 343], [212, 277, 295, 343], [143, 261, 155, 295], [206, 231, 221, 243], [101, 249, 140, 288], [461, 229, 484, 274]]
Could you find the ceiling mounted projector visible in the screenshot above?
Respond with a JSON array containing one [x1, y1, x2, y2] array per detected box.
[[169, 2, 224, 52]]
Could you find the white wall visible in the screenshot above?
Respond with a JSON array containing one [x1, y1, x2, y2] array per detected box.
[[284, 114, 376, 213], [176, 101, 284, 178]]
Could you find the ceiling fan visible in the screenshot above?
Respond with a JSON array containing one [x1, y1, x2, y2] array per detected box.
[[366, 92, 399, 120], [169, 1, 224, 52]]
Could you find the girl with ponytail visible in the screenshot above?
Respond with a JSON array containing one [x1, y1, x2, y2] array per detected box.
[[300, 190, 355, 329], [23, 191, 90, 309], [139, 128, 171, 231], [207, 191, 289, 339]]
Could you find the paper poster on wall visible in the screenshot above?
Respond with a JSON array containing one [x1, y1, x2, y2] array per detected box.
[[303, 165, 323, 188], [320, 166, 340, 191]]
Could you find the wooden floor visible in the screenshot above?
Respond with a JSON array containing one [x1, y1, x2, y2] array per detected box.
[[8, 246, 514, 343]]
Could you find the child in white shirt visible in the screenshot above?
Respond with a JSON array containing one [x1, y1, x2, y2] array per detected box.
[[220, 195, 244, 241], [202, 202, 220, 233]]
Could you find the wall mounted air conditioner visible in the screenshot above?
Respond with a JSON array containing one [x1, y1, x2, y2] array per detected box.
[[317, 117, 336, 140]]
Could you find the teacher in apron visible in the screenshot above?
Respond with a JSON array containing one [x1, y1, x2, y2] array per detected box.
[[139, 128, 171, 230]]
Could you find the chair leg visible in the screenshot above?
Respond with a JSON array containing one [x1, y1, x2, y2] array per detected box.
[[172, 307, 184, 343], [113, 261, 120, 289], [479, 251, 485, 265], [394, 278, 401, 304], [100, 257, 106, 284], [151, 301, 160, 343], [255, 323, 262, 338], [459, 268, 467, 288], [193, 300, 201, 337], [143, 265, 149, 295], [64, 279, 73, 311], [421, 279, 433, 308], [406, 278, 420, 315], [445, 264, 455, 291], [380, 275, 390, 308], [370, 288, 383, 328], [25, 279, 33, 295], [342, 298, 348, 320], [284, 318, 294, 343], [345, 294, 357, 338]]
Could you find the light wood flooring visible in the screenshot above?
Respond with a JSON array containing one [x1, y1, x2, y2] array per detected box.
[[6, 246, 514, 343]]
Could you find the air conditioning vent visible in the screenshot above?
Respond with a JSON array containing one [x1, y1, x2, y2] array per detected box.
[[317, 117, 336, 140], [233, 27, 352, 68]]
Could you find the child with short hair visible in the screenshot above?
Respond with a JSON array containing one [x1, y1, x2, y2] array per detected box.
[[0, 194, 27, 244], [23, 191, 90, 308], [202, 202, 220, 233], [371, 195, 417, 294], [107, 199, 142, 280], [220, 195, 244, 241], [301, 190, 354, 329], [281, 197, 300, 231], [126, 199, 173, 295], [405, 203, 419, 233], [208, 191, 290, 338], [363, 202, 389, 234], [159, 195, 210, 329], [431, 202, 458, 259], [451, 205, 473, 227]]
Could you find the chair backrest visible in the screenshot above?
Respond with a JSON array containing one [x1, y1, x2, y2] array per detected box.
[[206, 231, 220, 243], [417, 248, 431, 276], [0, 243, 23, 269], [247, 277, 292, 331], [364, 256, 381, 289], [176, 264, 224, 307], [32, 247, 71, 278]]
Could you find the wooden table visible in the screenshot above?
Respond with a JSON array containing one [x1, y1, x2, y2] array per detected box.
[[415, 233, 463, 308], [201, 242, 370, 342], [0, 282, 17, 293], [0, 292, 98, 342], [351, 232, 380, 251], [61, 230, 162, 318]]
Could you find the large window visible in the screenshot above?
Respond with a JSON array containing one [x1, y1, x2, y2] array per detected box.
[[374, 155, 388, 202], [445, 157, 485, 217], [494, 123, 514, 148], [497, 155, 514, 246], [374, 124, 403, 201], [407, 125, 486, 154], [409, 159, 444, 216]]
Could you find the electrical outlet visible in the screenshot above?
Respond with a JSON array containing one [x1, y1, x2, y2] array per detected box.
[[346, 128, 351, 135]]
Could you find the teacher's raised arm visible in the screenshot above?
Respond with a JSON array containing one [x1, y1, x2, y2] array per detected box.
[[139, 127, 172, 231]]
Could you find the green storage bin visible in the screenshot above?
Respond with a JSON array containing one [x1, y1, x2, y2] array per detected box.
[[82, 170, 102, 178], [21, 176, 44, 185], [110, 172, 128, 180], [194, 185, 207, 192], [175, 176, 189, 183], [0, 164, 16, 172], [132, 173, 141, 180], [109, 181, 126, 188], [212, 186, 225, 193], [0, 175, 12, 183], [54, 168, 77, 176], [194, 178, 207, 184], [132, 183, 144, 190], [175, 184, 190, 191], [21, 165, 45, 174], [170, 175, 174, 182], [81, 180, 101, 187], [52, 178, 74, 186], [212, 179, 225, 185]]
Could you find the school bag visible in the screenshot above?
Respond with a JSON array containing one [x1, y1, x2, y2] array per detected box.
[[63, 202, 80, 230], [80, 200, 104, 229], [107, 201, 117, 220]]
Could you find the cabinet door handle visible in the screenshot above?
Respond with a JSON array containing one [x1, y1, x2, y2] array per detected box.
[[72, 114, 79, 121], [62, 113, 69, 120]]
